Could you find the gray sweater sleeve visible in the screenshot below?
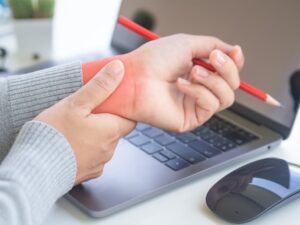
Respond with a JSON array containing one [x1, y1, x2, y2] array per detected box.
[[0, 63, 84, 225], [0, 121, 76, 225], [0, 63, 83, 162]]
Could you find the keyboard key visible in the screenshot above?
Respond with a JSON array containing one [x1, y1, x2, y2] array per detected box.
[[143, 127, 164, 138], [199, 130, 215, 141], [129, 135, 150, 146], [160, 149, 176, 159], [166, 131, 178, 136], [136, 123, 150, 131], [166, 158, 190, 171], [155, 134, 175, 146], [213, 138, 233, 149], [153, 153, 168, 162], [219, 142, 237, 152], [192, 126, 210, 136], [189, 140, 222, 158], [206, 135, 227, 146], [235, 129, 258, 141], [141, 143, 162, 154], [175, 132, 196, 143], [125, 130, 139, 139], [222, 131, 248, 145], [167, 142, 205, 164], [128, 116, 260, 171], [207, 121, 224, 132]]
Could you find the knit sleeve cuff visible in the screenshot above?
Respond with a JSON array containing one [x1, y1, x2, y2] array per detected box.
[[0, 120, 76, 225], [7, 62, 83, 134]]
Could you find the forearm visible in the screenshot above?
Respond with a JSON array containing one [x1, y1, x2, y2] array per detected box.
[[0, 63, 83, 162], [0, 121, 76, 225], [0, 57, 135, 162]]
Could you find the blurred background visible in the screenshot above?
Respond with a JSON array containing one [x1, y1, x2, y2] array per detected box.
[[0, 0, 300, 131], [115, 0, 300, 132], [0, 0, 120, 71]]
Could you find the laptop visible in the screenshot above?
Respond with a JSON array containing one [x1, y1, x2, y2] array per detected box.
[[64, 0, 300, 217], [6, 0, 299, 218]]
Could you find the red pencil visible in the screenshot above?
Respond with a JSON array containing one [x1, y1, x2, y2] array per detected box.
[[118, 16, 281, 107]]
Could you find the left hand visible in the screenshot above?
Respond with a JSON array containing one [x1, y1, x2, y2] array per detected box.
[[95, 34, 244, 132]]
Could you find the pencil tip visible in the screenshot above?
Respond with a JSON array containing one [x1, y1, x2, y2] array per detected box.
[[266, 95, 282, 107]]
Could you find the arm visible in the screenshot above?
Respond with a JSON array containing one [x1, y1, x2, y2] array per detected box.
[[0, 63, 83, 162], [0, 60, 135, 225], [0, 121, 76, 225], [1, 34, 243, 161]]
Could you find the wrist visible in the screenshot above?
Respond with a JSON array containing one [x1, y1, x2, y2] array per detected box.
[[125, 51, 153, 124], [82, 54, 136, 118]]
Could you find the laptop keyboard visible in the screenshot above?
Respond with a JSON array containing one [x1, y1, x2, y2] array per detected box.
[[125, 115, 259, 171]]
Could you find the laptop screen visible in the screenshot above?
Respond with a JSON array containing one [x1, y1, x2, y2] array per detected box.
[[112, 0, 300, 138]]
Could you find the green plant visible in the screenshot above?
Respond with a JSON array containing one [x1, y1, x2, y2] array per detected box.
[[8, 0, 55, 19]]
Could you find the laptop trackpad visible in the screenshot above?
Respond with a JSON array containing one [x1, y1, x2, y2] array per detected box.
[[68, 139, 178, 215]]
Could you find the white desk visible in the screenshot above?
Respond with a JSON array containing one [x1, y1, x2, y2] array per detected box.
[[1, 1, 300, 224], [43, 114, 300, 225]]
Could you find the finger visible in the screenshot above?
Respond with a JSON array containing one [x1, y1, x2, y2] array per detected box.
[[90, 113, 136, 138], [228, 45, 245, 70], [190, 65, 235, 110], [77, 166, 105, 184], [209, 49, 240, 90], [69, 60, 125, 112], [176, 78, 220, 124], [186, 35, 234, 59]]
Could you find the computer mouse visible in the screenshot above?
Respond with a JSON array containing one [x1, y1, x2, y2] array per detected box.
[[206, 158, 300, 223]]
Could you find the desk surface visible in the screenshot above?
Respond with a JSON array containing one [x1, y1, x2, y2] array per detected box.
[[1, 1, 299, 224], [44, 115, 300, 225]]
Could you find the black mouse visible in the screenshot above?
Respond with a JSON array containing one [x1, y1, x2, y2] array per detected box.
[[206, 158, 300, 223]]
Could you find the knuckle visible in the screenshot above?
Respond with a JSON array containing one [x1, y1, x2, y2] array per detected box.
[[91, 167, 104, 179], [101, 141, 118, 161], [107, 120, 122, 139], [100, 144, 116, 161], [210, 36, 221, 44], [195, 114, 207, 127], [104, 151, 115, 162], [65, 95, 90, 113], [233, 76, 240, 90], [92, 72, 117, 92], [196, 95, 219, 115], [93, 76, 111, 93], [223, 61, 240, 90], [204, 103, 217, 116], [206, 36, 221, 49], [212, 100, 220, 112], [213, 78, 225, 91], [221, 91, 235, 109], [226, 92, 235, 107]]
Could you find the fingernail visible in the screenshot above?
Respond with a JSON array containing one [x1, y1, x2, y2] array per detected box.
[[216, 51, 227, 66], [196, 66, 209, 78], [104, 60, 124, 77], [178, 78, 191, 85], [234, 45, 241, 55], [234, 45, 241, 51]]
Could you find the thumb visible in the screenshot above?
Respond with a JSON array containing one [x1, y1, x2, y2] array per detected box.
[[70, 60, 125, 111]]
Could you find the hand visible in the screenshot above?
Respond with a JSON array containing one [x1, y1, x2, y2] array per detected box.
[[35, 60, 136, 184], [96, 34, 244, 132]]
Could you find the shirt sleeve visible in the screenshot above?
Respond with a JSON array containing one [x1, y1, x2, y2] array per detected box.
[[0, 62, 83, 162], [0, 121, 76, 225]]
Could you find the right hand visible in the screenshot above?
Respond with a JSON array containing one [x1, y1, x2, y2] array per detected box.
[[35, 60, 136, 184]]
